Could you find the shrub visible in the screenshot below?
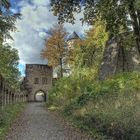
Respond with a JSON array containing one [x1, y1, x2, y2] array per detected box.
[[0, 103, 25, 140], [48, 71, 140, 139]]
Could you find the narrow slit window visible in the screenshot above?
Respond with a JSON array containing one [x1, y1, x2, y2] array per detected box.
[[42, 77, 47, 84], [34, 78, 39, 84]]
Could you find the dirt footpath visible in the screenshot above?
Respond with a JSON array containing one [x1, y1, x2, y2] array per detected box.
[[5, 103, 93, 140]]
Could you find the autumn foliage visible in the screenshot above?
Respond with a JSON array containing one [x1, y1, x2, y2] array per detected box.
[[41, 24, 67, 77]]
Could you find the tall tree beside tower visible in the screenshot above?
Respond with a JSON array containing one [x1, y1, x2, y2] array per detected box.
[[41, 24, 67, 78], [0, 0, 21, 88]]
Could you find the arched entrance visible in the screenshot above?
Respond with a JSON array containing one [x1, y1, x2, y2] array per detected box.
[[34, 90, 46, 102]]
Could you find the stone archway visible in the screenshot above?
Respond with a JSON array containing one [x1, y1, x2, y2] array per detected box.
[[23, 64, 53, 102], [34, 90, 47, 102]]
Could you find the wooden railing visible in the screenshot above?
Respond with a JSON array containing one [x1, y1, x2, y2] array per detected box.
[[0, 75, 27, 108]]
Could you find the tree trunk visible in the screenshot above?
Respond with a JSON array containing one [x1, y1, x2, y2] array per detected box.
[[128, 1, 140, 54], [137, 10, 140, 27], [121, 45, 129, 72]]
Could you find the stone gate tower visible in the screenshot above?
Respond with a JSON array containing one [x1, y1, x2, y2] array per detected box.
[[24, 64, 53, 102]]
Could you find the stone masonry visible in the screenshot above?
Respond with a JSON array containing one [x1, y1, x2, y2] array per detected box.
[[99, 36, 140, 80], [24, 64, 53, 102]]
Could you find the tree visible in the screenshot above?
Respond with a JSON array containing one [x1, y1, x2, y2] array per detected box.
[[0, 0, 21, 89], [82, 20, 108, 68], [0, 0, 20, 42], [69, 20, 108, 69], [0, 44, 20, 89], [50, 0, 140, 54], [41, 24, 67, 77], [0, 0, 10, 9]]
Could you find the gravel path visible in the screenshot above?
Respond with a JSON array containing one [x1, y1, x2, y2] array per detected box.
[[5, 103, 93, 140]]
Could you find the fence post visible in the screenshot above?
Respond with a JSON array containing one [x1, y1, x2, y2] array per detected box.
[[21, 95, 23, 103], [1, 83, 4, 109], [7, 90, 10, 104], [9, 91, 11, 104], [24, 95, 26, 102], [14, 94, 16, 103], [0, 76, 2, 108], [16, 94, 18, 103], [18, 94, 20, 103], [0, 84, 2, 108], [4, 87, 6, 105], [0, 75, 28, 106], [12, 93, 14, 104]]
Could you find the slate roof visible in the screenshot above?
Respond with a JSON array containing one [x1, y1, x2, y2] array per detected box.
[[67, 31, 80, 41]]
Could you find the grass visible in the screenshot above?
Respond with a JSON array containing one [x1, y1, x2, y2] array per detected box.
[[48, 72, 140, 140], [0, 103, 25, 140]]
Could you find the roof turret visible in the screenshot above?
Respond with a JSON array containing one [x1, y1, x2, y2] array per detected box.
[[67, 31, 80, 41]]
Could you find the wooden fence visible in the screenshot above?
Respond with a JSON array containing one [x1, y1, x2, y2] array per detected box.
[[0, 75, 27, 108]]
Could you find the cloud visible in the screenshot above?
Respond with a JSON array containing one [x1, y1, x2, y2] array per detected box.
[[33, 0, 50, 6], [10, 0, 89, 66]]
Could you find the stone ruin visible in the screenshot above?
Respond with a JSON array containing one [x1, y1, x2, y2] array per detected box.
[[99, 36, 140, 80]]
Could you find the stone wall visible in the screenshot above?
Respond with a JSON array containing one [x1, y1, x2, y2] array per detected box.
[[24, 64, 53, 102]]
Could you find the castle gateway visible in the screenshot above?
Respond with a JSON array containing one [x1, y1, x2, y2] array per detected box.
[[24, 64, 53, 102]]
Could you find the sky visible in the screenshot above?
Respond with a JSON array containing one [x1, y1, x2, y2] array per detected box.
[[9, 0, 90, 76]]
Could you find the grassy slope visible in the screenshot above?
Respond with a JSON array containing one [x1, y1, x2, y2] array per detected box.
[[48, 72, 140, 140], [0, 103, 25, 140]]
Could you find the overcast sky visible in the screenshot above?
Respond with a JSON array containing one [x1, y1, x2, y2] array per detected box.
[[9, 0, 90, 75]]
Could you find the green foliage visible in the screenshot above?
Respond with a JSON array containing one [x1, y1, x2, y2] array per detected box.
[[0, 0, 21, 89], [49, 1, 140, 139], [0, 0, 10, 9], [135, 0, 140, 9], [50, 0, 131, 34], [0, 1, 18, 42], [48, 72, 140, 139], [68, 19, 108, 70], [81, 20, 108, 68], [0, 44, 20, 89], [50, 0, 140, 53], [0, 103, 25, 140], [49, 68, 97, 107]]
